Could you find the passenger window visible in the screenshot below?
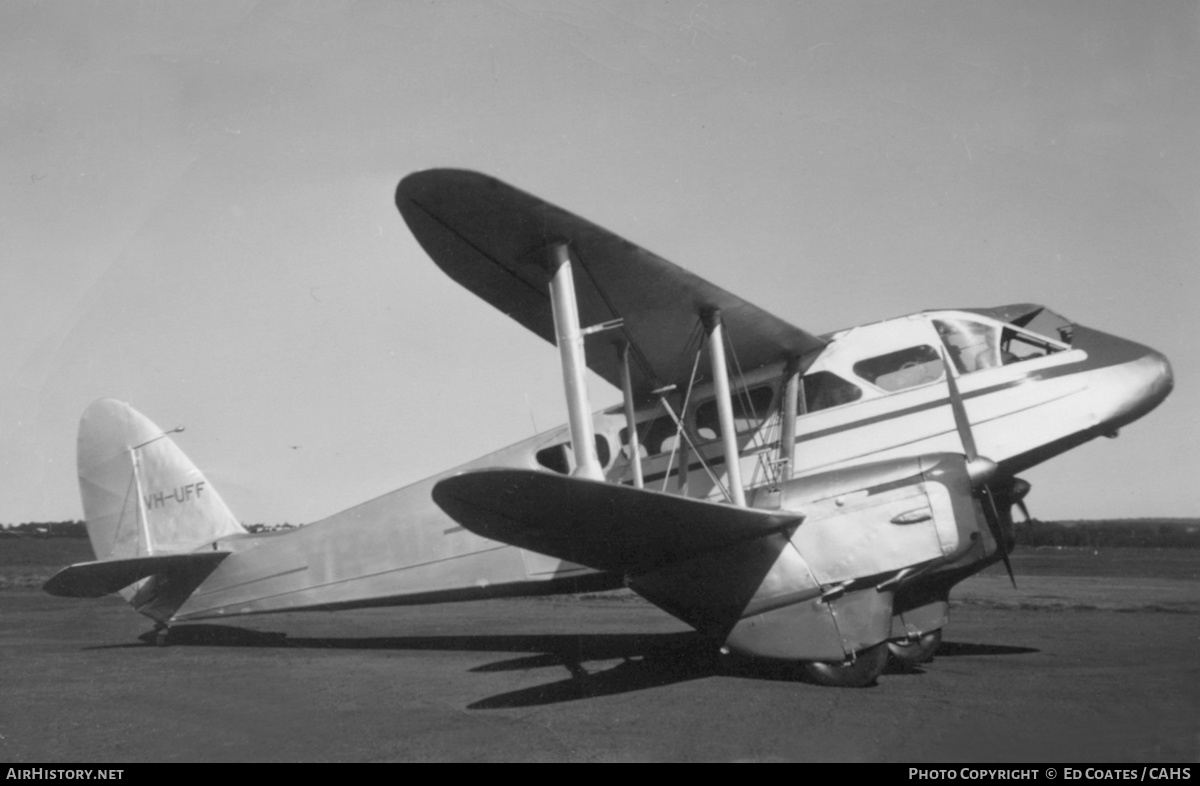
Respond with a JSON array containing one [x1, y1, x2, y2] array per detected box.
[[535, 444, 571, 474], [853, 345, 945, 392], [594, 434, 611, 467], [536, 434, 612, 474], [620, 418, 682, 457], [693, 386, 774, 439], [800, 372, 863, 413]]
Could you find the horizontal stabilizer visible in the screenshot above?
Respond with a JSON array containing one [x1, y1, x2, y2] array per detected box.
[[43, 551, 230, 598], [432, 468, 802, 574]]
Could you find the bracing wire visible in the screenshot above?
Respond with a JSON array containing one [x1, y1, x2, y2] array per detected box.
[[724, 326, 782, 489], [659, 320, 704, 492], [659, 324, 734, 502]]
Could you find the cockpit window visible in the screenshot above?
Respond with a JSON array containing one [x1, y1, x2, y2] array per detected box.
[[935, 319, 1000, 374], [1020, 309, 1075, 346], [1000, 328, 1063, 363], [937, 317, 1066, 373], [800, 371, 863, 413], [853, 345, 945, 392]]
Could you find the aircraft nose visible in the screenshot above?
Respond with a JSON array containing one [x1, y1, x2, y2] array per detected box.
[[1112, 348, 1173, 428], [1145, 349, 1174, 409], [1117, 345, 1173, 419], [1072, 326, 1173, 428]]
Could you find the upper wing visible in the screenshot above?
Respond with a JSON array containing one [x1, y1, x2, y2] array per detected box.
[[432, 468, 802, 574], [396, 169, 825, 401]]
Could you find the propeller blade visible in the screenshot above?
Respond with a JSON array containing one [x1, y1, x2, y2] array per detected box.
[[939, 347, 978, 462], [980, 484, 1017, 588], [1010, 478, 1033, 522], [938, 343, 1017, 587]]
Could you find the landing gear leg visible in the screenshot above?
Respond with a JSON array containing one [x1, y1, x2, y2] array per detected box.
[[803, 642, 889, 688], [153, 623, 170, 648], [888, 629, 942, 667]]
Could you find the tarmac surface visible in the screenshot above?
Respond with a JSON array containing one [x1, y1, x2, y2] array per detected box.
[[1, 547, 1197, 762]]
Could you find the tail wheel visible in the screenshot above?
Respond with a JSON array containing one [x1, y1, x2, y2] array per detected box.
[[803, 642, 889, 688], [888, 629, 942, 667]]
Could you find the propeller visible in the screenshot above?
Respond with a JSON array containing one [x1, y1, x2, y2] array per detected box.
[[939, 349, 1018, 587], [996, 476, 1033, 543], [1011, 478, 1033, 523]]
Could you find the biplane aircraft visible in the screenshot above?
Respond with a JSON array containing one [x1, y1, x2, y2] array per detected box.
[[46, 170, 1174, 687]]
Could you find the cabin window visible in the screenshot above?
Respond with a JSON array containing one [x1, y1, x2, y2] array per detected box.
[[853, 345, 945, 392], [620, 417, 682, 457], [595, 434, 611, 466], [800, 371, 862, 413], [535, 434, 613, 474], [693, 386, 775, 439], [535, 444, 571, 474]]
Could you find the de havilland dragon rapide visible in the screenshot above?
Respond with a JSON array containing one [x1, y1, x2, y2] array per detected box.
[[46, 170, 1174, 686]]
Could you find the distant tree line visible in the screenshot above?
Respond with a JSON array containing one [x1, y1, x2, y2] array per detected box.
[[0, 521, 301, 538], [1014, 518, 1199, 549], [0, 521, 87, 538], [242, 522, 301, 533]]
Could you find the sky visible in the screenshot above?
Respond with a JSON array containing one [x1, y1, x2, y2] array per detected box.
[[1, 0, 1197, 526]]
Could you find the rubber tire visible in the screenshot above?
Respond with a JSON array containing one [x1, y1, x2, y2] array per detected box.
[[887, 629, 942, 667], [803, 642, 889, 688]]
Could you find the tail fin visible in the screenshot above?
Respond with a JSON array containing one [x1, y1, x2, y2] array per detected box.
[[77, 399, 245, 561]]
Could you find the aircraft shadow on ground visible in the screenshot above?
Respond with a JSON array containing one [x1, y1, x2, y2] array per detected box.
[[933, 642, 1039, 657], [94, 624, 1037, 708]]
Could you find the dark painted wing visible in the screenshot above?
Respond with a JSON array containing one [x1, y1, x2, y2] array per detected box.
[[432, 468, 802, 574], [396, 169, 825, 401]]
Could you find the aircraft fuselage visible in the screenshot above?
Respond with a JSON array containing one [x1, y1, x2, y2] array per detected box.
[[169, 304, 1171, 626]]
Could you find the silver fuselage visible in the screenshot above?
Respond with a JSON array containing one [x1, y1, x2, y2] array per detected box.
[[170, 308, 1172, 623]]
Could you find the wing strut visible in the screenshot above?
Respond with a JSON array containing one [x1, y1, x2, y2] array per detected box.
[[547, 243, 604, 480], [778, 356, 802, 482], [702, 309, 747, 507], [618, 343, 644, 488]]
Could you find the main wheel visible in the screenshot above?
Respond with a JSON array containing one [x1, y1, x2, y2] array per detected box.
[[803, 643, 889, 688], [887, 629, 942, 667]]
